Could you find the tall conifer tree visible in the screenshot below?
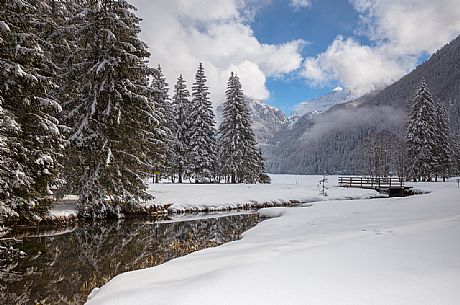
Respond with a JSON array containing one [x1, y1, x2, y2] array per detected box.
[[0, 0, 65, 224], [406, 80, 438, 181], [65, 0, 162, 218], [150, 65, 176, 182], [171, 75, 191, 183], [188, 63, 217, 182], [434, 101, 452, 181], [218, 73, 261, 183]]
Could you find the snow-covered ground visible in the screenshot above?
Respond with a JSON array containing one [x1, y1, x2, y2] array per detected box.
[[86, 178, 460, 305], [49, 175, 379, 217], [148, 175, 378, 212]]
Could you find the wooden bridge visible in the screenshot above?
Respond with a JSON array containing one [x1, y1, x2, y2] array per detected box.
[[338, 176, 413, 197]]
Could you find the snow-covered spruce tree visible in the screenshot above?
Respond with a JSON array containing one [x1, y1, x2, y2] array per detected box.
[[171, 74, 191, 183], [188, 63, 217, 183], [434, 102, 452, 181], [37, 1, 88, 199], [0, 94, 16, 226], [39, 0, 82, 74], [406, 80, 438, 181], [0, 0, 65, 224], [64, 0, 162, 219], [218, 73, 261, 183], [150, 65, 175, 182], [257, 148, 271, 183], [54, 1, 99, 199], [45, 0, 90, 100]]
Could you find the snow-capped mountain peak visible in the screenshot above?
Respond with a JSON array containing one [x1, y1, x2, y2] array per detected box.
[[290, 87, 353, 123], [332, 86, 343, 92], [216, 89, 354, 144]]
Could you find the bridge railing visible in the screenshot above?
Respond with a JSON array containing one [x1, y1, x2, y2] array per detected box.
[[338, 176, 404, 189]]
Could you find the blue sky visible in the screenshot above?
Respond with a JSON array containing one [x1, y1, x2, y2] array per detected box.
[[131, 0, 460, 115], [251, 0, 362, 112]]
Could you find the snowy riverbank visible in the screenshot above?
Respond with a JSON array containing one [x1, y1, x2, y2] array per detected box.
[[146, 175, 379, 213], [86, 178, 460, 305], [49, 175, 379, 218]]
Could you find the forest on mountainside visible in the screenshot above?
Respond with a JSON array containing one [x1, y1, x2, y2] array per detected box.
[[266, 35, 460, 175]]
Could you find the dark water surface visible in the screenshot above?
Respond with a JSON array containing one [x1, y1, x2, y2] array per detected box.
[[0, 212, 259, 304]]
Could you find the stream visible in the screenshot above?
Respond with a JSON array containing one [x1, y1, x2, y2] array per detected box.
[[0, 211, 259, 304]]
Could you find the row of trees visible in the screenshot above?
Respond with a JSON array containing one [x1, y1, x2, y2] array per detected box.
[[406, 80, 453, 181], [156, 66, 267, 185], [358, 80, 454, 181], [360, 130, 404, 178], [0, 0, 266, 225]]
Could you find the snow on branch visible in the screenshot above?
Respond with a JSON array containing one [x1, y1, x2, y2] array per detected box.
[[0, 21, 11, 32]]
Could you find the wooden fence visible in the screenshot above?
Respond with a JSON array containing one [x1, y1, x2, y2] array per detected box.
[[338, 176, 405, 190]]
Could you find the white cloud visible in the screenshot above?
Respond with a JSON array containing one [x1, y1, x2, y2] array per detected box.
[[302, 0, 460, 95], [128, 0, 304, 103], [225, 61, 269, 98], [290, 0, 311, 10], [351, 0, 460, 55], [302, 36, 413, 95]]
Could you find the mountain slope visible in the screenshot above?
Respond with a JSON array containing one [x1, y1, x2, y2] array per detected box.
[[267, 35, 460, 174], [216, 96, 287, 145]]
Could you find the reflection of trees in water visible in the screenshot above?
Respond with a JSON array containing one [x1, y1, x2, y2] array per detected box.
[[0, 214, 258, 304]]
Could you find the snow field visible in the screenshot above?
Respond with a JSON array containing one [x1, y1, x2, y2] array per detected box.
[[146, 175, 379, 213], [50, 175, 378, 217], [86, 177, 460, 305]]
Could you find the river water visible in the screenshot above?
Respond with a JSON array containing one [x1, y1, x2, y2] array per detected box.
[[0, 212, 259, 304]]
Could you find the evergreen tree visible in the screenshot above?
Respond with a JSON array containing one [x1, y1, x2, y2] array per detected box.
[[0, 0, 65, 224], [64, 0, 162, 219], [40, 0, 82, 75], [47, 0, 88, 97], [0, 94, 17, 225], [55, 1, 93, 198], [257, 148, 271, 183], [434, 101, 452, 181], [188, 63, 217, 183], [150, 65, 176, 182], [406, 80, 438, 181], [171, 74, 191, 183], [218, 73, 261, 183], [38, 1, 87, 199]]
